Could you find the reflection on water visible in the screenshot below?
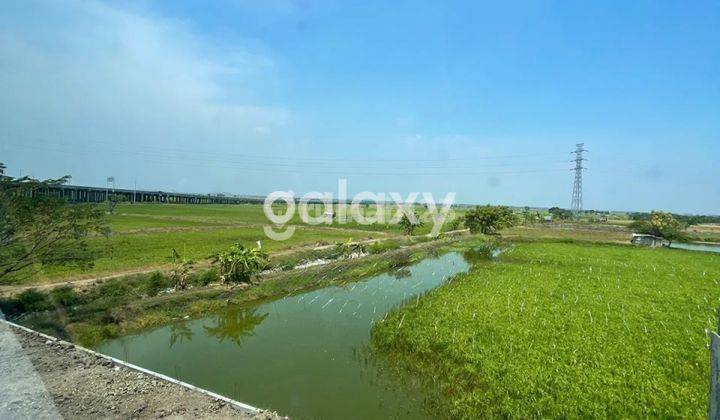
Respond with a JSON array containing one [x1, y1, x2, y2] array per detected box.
[[169, 323, 193, 347], [96, 252, 472, 419], [203, 308, 269, 346]]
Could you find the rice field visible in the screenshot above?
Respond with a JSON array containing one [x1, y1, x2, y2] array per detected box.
[[371, 241, 720, 418], [11, 203, 463, 284]]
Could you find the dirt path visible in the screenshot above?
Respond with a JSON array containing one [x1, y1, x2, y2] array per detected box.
[[4, 320, 284, 419], [0, 234, 405, 298]]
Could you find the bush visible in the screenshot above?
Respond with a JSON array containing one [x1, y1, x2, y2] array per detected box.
[[97, 281, 130, 299], [448, 217, 462, 231], [389, 250, 413, 268], [191, 269, 219, 287], [144, 271, 170, 297], [368, 240, 401, 254], [17, 289, 53, 312], [212, 243, 268, 284], [50, 286, 79, 307]]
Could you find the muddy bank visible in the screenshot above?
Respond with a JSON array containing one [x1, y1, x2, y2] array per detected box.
[[8, 323, 284, 419]]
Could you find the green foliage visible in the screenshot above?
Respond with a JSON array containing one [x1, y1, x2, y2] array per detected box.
[[448, 216, 463, 231], [548, 206, 574, 220], [631, 211, 687, 243], [72, 323, 120, 347], [521, 206, 536, 225], [398, 209, 424, 235], [50, 286, 79, 307], [97, 280, 130, 299], [212, 243, 268, 284], [368, 240, 402, 254], [464, 205, 517, 234], [106, 193, 127, 214], [336, 239, 367, 257], [388, 249, 413, 268], [0, 174, 108, 282], [191, 268, 219, 287], [17, 289, 53, 312], [169, 249, 194, 290], [372, 242, 720, 418], [144, 271, 170, 296]]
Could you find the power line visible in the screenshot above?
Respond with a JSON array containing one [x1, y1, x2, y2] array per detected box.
[[11, 137, 566, 165], [6, 142, 572, 176]]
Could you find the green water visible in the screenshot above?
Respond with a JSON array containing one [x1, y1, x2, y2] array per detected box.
[[96, 252, 471, 419]]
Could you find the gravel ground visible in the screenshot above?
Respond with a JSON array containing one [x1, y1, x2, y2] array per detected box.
[[9, 324, 285, 419]]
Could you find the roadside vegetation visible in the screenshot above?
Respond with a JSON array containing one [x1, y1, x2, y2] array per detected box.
[[0, 234, 476, 347], [371, 241, 720, 418], [0, 174, 108, 284], [3, 202, 468, 285]]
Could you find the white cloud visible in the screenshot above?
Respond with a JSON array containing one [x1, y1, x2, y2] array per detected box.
[[0, 0, 290, 164]]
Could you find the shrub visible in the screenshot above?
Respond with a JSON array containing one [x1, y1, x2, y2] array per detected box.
[[448, 217, 462, 231], [97, 281, 130, 299], [368, 240, 401, 254], [389, 250, 413, 268], [17, 289, 53, 312], [144, 271, 169, 297], [336, 239, 367, 257], [212, 243, 268, 284], [191, 269, 219, 287], [50, 286, 79, 307]]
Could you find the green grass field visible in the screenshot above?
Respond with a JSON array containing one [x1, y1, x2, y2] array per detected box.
[[10, 203, 464, 284], [372, 241, 720, 418]]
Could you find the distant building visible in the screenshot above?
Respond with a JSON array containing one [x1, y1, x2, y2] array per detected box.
[[631, 234, 668, 248], [543, 215, 553, 223]]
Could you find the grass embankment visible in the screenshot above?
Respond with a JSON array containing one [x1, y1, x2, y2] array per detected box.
[[372, 241, 720, 418], [1, 234, 472, 347], [11, 203, 464, 285], [503, 224, 631, 244]]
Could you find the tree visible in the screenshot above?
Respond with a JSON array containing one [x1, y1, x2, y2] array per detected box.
[[522, 206, 535, 225], [169, 249, 194, 290], [211, 243, 268, 285], [106, 193, 126, 214], [398, 209, 424, 235], [464, 205, 517, 235], [631, 211, 687, 245], [548, 207, 573, 220], [0, 172, 108, 282]]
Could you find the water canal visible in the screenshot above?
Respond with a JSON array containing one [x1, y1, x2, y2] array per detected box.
[[96, 252, 473, 419]]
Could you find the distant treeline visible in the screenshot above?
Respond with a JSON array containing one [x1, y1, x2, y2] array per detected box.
[[629, 212, 720, 225]]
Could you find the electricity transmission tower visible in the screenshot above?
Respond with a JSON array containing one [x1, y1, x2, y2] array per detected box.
[[570, 143, 587, 214]]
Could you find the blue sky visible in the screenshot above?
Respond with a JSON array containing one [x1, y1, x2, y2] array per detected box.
[[1, 0, 718, 213]]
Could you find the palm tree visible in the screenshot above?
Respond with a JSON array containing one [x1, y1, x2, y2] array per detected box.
[[211, 243, 268, 284]]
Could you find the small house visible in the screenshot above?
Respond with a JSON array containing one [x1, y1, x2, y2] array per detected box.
[[631, 234, 668, 248]]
